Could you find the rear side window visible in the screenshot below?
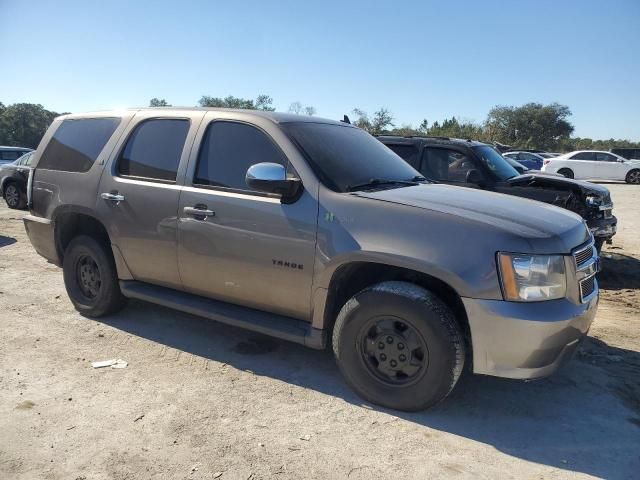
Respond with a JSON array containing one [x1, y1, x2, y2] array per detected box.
[[194, 121, 287, 191], [118, 119, 190, 182], [1, 150, 25, 161], [571, 152, 595, 160], [38, 118, 120, 172], [386, 144, 420, 168]]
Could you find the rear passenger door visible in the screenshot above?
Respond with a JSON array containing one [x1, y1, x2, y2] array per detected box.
[[177, 116, 317, 320], [96, 111, 204, 289]]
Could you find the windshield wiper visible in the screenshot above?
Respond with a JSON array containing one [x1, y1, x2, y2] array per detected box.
[[346, 178, 420, 192]]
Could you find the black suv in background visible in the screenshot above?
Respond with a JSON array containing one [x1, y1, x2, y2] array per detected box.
[[0, 151, 34, 209], [611, 148, 640, 161], [378, 136, 617, 250]]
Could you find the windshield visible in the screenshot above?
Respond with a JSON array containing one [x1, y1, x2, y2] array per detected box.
[[472, 145, 520, 181], [284, 122, 420, 192]]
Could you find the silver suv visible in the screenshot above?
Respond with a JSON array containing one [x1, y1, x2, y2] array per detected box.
[[23, 108, 599, 410]]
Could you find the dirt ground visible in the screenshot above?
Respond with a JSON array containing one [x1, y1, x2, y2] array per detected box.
[[1, 184, 639, 480]]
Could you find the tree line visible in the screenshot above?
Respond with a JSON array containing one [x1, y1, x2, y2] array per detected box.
[[1, 98, 638, 152]]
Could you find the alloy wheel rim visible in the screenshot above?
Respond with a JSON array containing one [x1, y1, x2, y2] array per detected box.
[[5, 186, 19, 207], [76, 255, 101, 299], [358, 317, 429, 386], [630, 171, 640, 184]]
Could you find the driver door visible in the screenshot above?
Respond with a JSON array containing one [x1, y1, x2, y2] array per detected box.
[[177, 116, 317, 320]]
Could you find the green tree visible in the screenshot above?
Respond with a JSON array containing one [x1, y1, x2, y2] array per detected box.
[[255, 94, 275, 111], [485, 102, 574, 150], [198, 94, 274, 111], [149, 98, 170, 107], [352, 107, 394, 135], [0, 102, 62, 149]]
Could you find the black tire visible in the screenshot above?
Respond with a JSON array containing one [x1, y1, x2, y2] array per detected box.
[[4, 182, 26, 209], [62, 235, 127, 317], [625, 169, 640, 184], [332, 281, 465, 411], [558, 168, 574, 179]]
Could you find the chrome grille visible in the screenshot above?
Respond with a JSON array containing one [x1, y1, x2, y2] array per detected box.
[[580, 276, 596, 300], [572, 238, 598, 302], [573, 243, 594, 267]]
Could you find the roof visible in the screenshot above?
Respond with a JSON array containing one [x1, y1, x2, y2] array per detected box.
[[376, 135, 488, 147], [59, 107, 349, 127]]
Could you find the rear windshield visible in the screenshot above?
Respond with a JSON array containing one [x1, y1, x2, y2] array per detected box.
[[284, 122, 419, 192], [38, 118, 120, 172]]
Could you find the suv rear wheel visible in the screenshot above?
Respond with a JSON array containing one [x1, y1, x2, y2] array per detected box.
[[62, 235, 127, 317], [4, 183, 26, 209], [332, 281, 464, 411]]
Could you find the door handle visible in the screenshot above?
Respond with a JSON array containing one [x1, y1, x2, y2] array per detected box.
[[101, 192, 125, 203], [184, 206, 215, 219]]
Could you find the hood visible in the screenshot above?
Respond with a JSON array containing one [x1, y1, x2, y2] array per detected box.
[[509, 172, 611, 197], [355, 184, 590, 251]]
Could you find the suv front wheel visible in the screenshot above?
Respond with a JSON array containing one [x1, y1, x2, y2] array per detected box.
[[332, 281, 465, 411], [63, 235, 127, 317]]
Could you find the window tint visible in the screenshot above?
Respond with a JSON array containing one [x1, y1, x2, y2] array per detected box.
[[571, 152, 595, 160], [284, 123, 418, 192], [118, 119, 189, 181], [423, 148, 479, 182], [195, 121, 287, 190], [1, 150, 27, 161], [38, 118, 120, 172], [386, 144, 420, 168], [595, 152, 616, 162]]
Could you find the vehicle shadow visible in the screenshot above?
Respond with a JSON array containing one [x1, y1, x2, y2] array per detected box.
[[0, 235, 17, 247], [96, 300, 640, 479], [598, 251, 640, 290]]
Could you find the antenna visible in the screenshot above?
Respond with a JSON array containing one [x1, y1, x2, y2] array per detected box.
[[341, 115, 351, 124]]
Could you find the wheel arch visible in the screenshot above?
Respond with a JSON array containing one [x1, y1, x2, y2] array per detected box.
[[52, 207, 132, 279], [317, 260, 471, 357]]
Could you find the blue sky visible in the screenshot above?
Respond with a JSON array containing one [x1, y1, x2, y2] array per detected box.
[[1, 0, 639, 139]]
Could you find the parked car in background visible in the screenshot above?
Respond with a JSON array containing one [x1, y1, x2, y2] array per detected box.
[[502, 155, 530, 175], [542, 150, 640, 184], [0, 146, 33, 165], [611, 148, 640, 161], [378, 136, 617, 250], [503, 151, 545, 170], [22, 108, 599, 411], [0, 151, 34, 209]]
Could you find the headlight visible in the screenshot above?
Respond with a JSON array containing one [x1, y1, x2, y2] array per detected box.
[[585, 195, 602, 207], [497, 253, 567, 302]]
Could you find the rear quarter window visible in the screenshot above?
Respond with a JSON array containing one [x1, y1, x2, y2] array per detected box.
[[38, 118, 120, 172]]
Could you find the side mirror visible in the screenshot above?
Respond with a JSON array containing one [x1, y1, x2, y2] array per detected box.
[[246, 162, 302, 200], [466, 169, 483, 185]]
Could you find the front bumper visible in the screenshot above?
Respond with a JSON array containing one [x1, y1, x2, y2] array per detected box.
[[587, 214, 617, 241], [463, 295, 598, 379]]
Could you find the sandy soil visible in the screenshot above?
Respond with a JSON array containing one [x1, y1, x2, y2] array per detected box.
[[0, 184, 638, 480]]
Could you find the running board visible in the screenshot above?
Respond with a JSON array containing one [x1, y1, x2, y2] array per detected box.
[[119, 281, 326, 349]]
